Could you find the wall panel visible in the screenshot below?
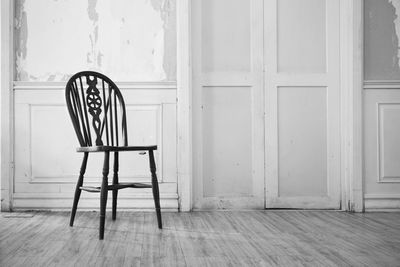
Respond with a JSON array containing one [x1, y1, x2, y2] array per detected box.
[[13, 85, 178, 210], [378, 103, 400, 182], [363, 89, 400, 196]]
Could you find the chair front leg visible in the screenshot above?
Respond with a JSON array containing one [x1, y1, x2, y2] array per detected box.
[[112, 152, 119, 221], [100, 151, 110, 240], [70, 152, 89, 227], [149, 150, 162, 229]]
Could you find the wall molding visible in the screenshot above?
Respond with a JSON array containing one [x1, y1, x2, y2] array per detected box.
[[13, 81, 177, 90], [377, 103, 400, 183], [176, 0, 192, 211], [364, 80, 400, 89]]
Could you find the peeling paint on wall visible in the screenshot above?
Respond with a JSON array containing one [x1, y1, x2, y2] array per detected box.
[[390, 0, 400, 68], [364, 0, 400, 80], [15, 0, 29, 80], [14, 0, 176, 81], [149, 0, 177, 81], [87, 0, 102, 70]]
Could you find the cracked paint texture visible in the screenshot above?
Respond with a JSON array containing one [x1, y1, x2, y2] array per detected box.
[[14, 0, 176, 81], [364, 0, 400, 80]]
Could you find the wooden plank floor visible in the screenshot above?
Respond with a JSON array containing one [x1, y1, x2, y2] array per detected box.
[[1, 211, 400, 266]]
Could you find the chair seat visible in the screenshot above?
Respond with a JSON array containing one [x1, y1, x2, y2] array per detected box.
[[76, 145, 157, 153]]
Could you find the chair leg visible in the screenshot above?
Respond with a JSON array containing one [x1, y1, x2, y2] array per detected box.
[[70, 152, 89, 227], [149, 150, 162, 229], [112, 152, 119, 221], [100, 151, 110, 240]]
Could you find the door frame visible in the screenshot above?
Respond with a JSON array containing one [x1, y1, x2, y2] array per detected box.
[[178, 0, 365, 211], [1, 0, 363, 212], [176, 0, 192, 211], [1, 0, 14, 211], [339, 0, 364, 212]]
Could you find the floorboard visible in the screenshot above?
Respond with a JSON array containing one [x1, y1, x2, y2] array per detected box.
[[1, 211, 399, 266]]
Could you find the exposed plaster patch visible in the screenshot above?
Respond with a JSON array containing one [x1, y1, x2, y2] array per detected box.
[[365, 0, 400, 79], [14, 0, 176, 81], [149, 0, 177, 81], [87, 0, 99, 22], [390, 0, 400, 69], [87, 0, 102, 69], [15, 0, 29, 80]]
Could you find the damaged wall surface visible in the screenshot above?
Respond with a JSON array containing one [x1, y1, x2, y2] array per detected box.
[[364, 0, 400, 80], [12, 0, 179, 210], [363, 0, 400, 211], [15, 0, 176, 81]]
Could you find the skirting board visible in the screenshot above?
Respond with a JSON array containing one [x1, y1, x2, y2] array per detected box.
[[194, 196, 264, 210], [12, 193, 178, 211], [266, 197, 340, 210], [364, 194, 400, 211]]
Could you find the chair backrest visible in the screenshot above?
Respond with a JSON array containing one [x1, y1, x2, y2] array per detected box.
[[65, 71, 128, 147]]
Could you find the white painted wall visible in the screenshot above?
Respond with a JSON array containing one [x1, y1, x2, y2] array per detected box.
[[15, 0, 176, 81], [364, 0, 400, 210], [12, 0, 179, 210]]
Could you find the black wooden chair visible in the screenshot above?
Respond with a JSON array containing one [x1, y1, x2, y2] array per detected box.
[[65, 71, 162, 239]]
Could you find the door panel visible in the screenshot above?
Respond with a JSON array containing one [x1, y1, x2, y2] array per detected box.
[[278, 87, 328, 197], [277, 0, 326, 73], [265, 0, 341, 209], [192, 0, 264, 209], [202, 86, 253, 198]]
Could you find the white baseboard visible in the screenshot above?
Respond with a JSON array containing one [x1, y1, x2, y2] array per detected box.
[[364, 194, 400, 211], [12, 192, 178, 211]]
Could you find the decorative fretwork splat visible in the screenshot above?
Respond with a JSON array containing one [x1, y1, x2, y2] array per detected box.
[[86, 76, 103, 146]]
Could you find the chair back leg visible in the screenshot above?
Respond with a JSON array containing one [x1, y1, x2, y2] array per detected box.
[[149, 150, 162, 229], [70, 152, 89, 226], [100, 151, 110, 240], [112, 152, 119, 220]]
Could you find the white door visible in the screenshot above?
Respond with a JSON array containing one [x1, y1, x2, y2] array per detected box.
[[192, 0, 265, 209], [192, 0, 341, 209], [264, 0, 341, 209]]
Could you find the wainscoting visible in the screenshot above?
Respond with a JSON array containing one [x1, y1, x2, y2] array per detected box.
[[13, 82, 179, 210], [363, 80, 400, 211]]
